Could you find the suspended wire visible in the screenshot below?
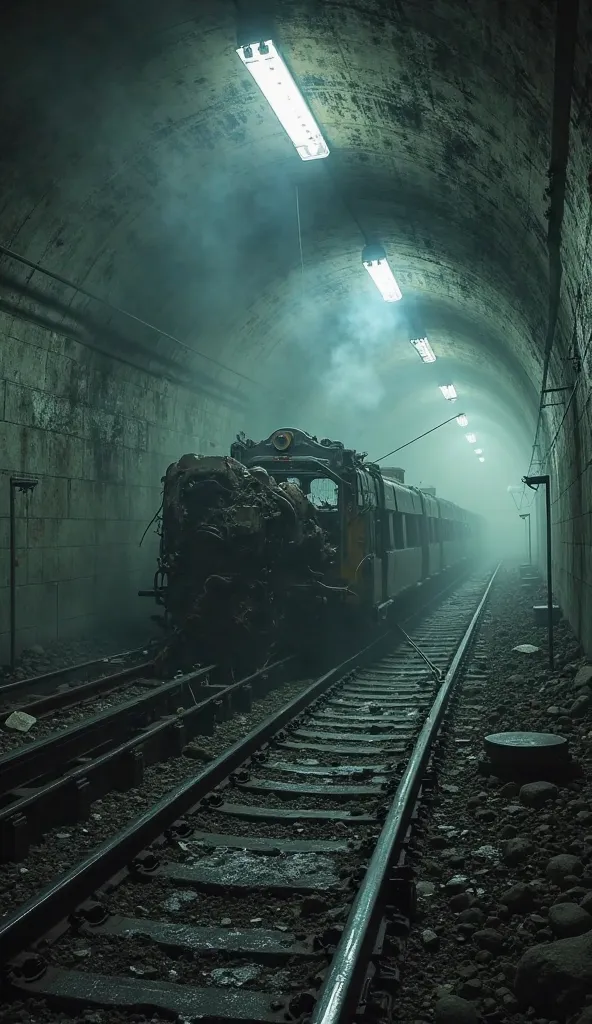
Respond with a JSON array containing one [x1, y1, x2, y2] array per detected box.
[[295, 184, 305, 286], [0, 243, 264, 389], [373, 414, 462, 463]]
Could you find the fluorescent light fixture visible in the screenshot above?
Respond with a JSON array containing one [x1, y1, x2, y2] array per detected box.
[[474, 448, 483, 454], [456, 414, 468, 427], [411, 337, 436, 363], [362, 244, 402, 302], [478, 456, 485, 462], [236, 41, 329, 161], [466, 433, 477, 443], [439, 384, 457, 401]]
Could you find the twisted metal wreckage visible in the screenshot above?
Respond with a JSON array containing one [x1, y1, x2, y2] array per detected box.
[[153, 453, 339, 675]]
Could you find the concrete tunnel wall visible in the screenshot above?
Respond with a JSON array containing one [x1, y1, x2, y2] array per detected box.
[[0, 0, 591, 660], [0, 317, 235, 656]]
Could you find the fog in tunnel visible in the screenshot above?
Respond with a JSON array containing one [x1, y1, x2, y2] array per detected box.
[[1, 0, 591, 656]]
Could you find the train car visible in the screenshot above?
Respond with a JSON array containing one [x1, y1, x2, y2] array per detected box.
[[231, 427, 483, 620]]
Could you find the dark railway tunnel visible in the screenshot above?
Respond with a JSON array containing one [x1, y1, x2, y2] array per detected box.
[[0, 0, 591, 661]]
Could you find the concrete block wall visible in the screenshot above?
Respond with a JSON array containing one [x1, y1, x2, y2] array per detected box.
[[541, 2, 592, 656], [0, 313, 234, 661], [548, 383, 592, 653]]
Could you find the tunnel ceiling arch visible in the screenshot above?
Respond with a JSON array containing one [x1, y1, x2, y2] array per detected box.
[[0, 0, 563, 445]]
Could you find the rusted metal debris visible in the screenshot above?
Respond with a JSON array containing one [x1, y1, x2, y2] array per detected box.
[[155, 455, 336, 676]]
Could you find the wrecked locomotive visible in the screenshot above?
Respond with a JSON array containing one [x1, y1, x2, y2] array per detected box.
[[150, 428, 482, 673]]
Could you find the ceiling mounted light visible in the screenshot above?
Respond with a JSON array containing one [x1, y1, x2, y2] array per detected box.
[[411, 337, 436, 363], [362, 244, 402, 302], [236, 40, 329, 161], [439, 384, 457, 401], [456, 414, 468, 427], [478, 456, 485, 462], [474, 448, 483, 454], [466, 433, 477, 444]]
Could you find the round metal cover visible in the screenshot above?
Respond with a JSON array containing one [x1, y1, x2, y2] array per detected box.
[[484, 731, 569, 776], [485, 732, 567, 750]]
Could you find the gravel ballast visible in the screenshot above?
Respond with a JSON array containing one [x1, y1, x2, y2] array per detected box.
[[392, 564, 592, 1023]]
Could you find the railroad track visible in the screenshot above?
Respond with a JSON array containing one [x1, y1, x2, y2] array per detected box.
[[0, 645, 155, 716], [0, 565, 498, 1023], [0, 656, 294, 861]]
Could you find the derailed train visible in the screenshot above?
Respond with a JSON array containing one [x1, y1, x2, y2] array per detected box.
[[152, 428, 483, 671], [230, 428, 484, 616]]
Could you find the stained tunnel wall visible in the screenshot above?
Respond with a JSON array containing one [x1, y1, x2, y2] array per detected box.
[[0, 311, 235, 659], [541, 1, 592, 656]]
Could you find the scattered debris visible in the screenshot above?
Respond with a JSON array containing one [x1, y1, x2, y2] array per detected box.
[[209, 965, 261, 987], [4, 710, 36, 732]]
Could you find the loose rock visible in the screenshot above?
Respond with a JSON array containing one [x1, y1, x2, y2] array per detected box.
[[182, 743, 214, 761], [574, 666, 592, 689], [547, 903, 592, 938], [473, 927, 505, 954], [4, 710, 36, 732], [580, 893, 592, 915], [514, 931, 592, 1015], [500, 882, 535, 914], [445, 875, 469, 894], [546, 854, 583, 884], [519, 781, 558, 809], [421, 928, 440, 950], [434, 994, 479, 1024], [475, 808, 496, 823], [502, 836, 533, 866], [449, 892, 472, 912], [570, 694, 592, 718]]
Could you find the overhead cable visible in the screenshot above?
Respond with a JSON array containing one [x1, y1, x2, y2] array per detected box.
[[0, 243, 263, 389]]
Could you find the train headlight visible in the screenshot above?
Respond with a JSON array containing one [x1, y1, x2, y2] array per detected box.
[[272, 430, 293, 451]]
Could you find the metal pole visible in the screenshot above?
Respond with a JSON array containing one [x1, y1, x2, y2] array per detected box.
[[544, 479, 554, 670], [524, 475, 553, 670], [9, 477, 39, 669], [519, 512, 531, 567], [9, 481, 16, 670]]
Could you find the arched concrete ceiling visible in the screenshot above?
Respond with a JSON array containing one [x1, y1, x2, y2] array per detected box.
[[0, 0, 558, 496]]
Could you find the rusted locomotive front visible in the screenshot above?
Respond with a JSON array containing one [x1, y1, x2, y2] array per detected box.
[[154, 447, 337, 674]]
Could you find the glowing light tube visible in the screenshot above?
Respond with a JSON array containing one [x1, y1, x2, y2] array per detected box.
[[236, 41, 329, 161], [466, 433, 477, 444], [411, 337, 436, 363], [362, 244, 402, 302], [439, 384, 458, 401], [456, 414, 468, 427]]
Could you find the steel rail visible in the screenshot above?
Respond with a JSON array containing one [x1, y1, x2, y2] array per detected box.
[[310, 564, 499, 1024], [0, 634, 392, 963], [0, 645, 153, 702], [0, 657, 293, 859], [3, 658, 156, 718], [0, 665, 213, 793]]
